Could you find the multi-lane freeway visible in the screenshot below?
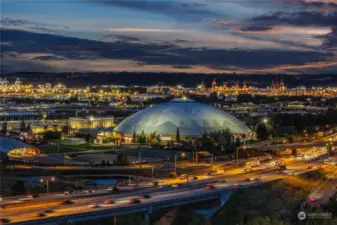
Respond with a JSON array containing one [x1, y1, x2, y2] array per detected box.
[[1, 153, 332, 225]]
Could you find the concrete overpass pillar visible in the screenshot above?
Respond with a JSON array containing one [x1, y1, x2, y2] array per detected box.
[[113, 216, 117, 225], [142, 206, 153, 225], [219, 191, 232, 207]]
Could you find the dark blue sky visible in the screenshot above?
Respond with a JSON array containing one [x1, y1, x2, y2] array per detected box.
[[1, 0, 337, 74]]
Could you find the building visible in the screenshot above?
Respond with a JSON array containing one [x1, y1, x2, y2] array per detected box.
[[0, 120, 64, 134], [69, 116, 115, 132], [0, 137, 40, 158], [114, 98, 252, 142]]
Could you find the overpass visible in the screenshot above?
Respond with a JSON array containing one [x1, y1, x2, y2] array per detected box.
[[10, 185, 235, 225], [246, 133, 337, 152], [246, 141, 335, 151]]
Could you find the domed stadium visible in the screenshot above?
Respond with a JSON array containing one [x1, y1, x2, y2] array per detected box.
[[0, 137, 40, 158], [115, 98, 251, 140]]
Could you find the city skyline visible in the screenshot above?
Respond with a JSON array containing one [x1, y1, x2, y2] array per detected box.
[[1, 0, 337, 74]]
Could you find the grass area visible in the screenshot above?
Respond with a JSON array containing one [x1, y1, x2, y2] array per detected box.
[[38, 143, 117, 154], [38, 144, 83, 154], [211, 170, 335, 225]]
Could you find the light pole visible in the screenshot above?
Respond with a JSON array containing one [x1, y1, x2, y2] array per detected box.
[[236, 147, 239, 168], [151, 166, 154, 179], [174, 154, 177, 175], [40, 177, 55, 194]]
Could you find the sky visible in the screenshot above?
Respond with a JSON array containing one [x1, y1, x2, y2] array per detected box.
[[1, 0, 337, 74]]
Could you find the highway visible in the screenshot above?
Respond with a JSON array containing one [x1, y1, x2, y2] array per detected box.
[[246, 132, 337, 151], [307, 166, 337, 206], [0, 153, 330, 224]]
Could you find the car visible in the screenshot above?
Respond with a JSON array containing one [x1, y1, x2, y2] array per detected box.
[[193, 176, 198, 180], [36, 213, 46, 217], [251, 177, 261, 182], [140, 194, 151, 199], [44, 209, 53, 214], [219, 179, 226, 183], [103, 200, 115, 205], [233, 184, 240, 188], [243, 178, 250, 181], [112, 187, 120, 192], [253, 180, 261, 184], [179, 174, 188, 180], [0, 218, 10, 224], [204, 185, 216, 190], [128, 198, 141, 204], [89, 203, 100, 208], [171, 183, 183, 188], [83, 189, 94, 194], [307, 165, 313, 169], [62, 200, 73, 205], [64, 190, 74, 195], [29, 194, 39, 199], [308, 197, 316, 203]]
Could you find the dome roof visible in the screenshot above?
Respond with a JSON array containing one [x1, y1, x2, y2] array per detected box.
[[0, 137, 39, 155], [115, 98, 250, 136]]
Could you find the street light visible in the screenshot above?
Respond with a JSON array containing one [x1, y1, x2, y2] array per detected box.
[[263, 118, 268, 124], [237, 145, 246, 168], [40, 177, 55, 194]]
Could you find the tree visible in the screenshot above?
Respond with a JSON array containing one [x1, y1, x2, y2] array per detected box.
[[43, 131, 62, 142], [235, 137, 241, 148], [176, 127, 181, 143], [85, 133, 94, 144], [256, 123, 268, 140], [138, 130, 146, 144], [26, 123, 31, 132], [132, 130, 137, 143], [11, 180, 26, 196], [246, 216, 289, 225], [20, 120, 26, 132], [115, 153, 130, 166], [1, 122, 7, 136], [62, 125, 69, 134]]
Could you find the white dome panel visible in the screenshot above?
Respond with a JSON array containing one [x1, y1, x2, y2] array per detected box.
[[115, 98, 250, 136]]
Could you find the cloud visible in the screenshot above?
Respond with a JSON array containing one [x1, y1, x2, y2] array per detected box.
[[239, 25, 273, 33], [321, 27, 337, 49], [100, 34, 141, 42], [102, 28, 186, 33], [1, 28, 335, 74], [279, 0, 337, 11], [84, 0, 217, 20], [253, 11, 337, 26], [0, 17, 66, 33]]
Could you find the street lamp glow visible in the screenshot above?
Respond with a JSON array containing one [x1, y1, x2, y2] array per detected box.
[[263, 118, 268, 123], [89, 116, 94, 121]]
